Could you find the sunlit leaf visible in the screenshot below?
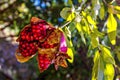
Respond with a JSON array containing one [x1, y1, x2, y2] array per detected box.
[[75, 22, 82, 32], [90, 32, 99, 48], [114, 6, 120, 10], [82, 18, 90, 34], [117, 14, 120, 19], [104, 64, 115, 80], [108, 5, 120, 14], [67, 48, 74, 63], [100, 45, 115, 65], [107, 13, 117, 45], [67, 12, 75, 21], [92, 50, 104, 80], [87, 15, 96, 25], [92, 47, 115, 80], [114, 6, 120, 14], [60, 7, 75, 21], [75, 22, 86, 44], [78, 0, 82, 3], [82, 11, 87, 17]]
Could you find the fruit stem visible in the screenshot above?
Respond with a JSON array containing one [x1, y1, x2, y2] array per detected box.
[[61, 21, 71, 28]]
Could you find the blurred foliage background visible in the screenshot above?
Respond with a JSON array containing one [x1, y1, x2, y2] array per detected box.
[[0, 0, 120, 80]]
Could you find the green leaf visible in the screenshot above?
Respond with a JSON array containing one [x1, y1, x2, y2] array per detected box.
[[117, 53, 120, 62], [115, 46, 120, 62], [69, 22, 76, 32], [100, 45, 115, 65], [67, 48, 74, 63], [107, 13, 117, 45], [75, 22, 86, 44], [99, 4, 105, 20], [92, 50, 104, 80], [90, 32, 99, 48], [82, 18, 90, 35], [65, 27, 71, 38], [78, 0, 82, 3], [92, 48, 115, 80], [67, 0, 73, 6], [60, 7, 75, 21], [104, 64, 115, 80]]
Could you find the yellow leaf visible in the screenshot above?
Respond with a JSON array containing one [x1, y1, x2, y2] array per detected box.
[[60, 7, 75, 21], [104, 64, 115, 80], [117, 14, 120, 19], [107, 14, 117, 45], [92, 50, 104, 80], [87, 15, 96, 25], [67, 48, 74, 63], [15, 52, 34, 63], [114, 6, 120, 11], [82, 11, 87, 16], [67, 12, 75, 21], [75, 22, 82, 32]]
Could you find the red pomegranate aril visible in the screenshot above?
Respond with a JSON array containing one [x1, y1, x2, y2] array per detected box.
[[30, 36, 33, 41], [21, 36, 25, 39], [34, 34, 37, 38], [22, 44, 26, 48], [40, 60, 44, 63], [36, 29, 41, 33]]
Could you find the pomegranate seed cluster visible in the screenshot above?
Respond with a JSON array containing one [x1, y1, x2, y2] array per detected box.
[[16, 17, 71, 72], [17, 17, 53, 57], [31, 21, 47, 41], [19, 41, 37, 57], [38, 54, 51, 71]]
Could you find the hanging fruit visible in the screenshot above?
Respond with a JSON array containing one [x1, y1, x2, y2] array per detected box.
[[15, 17, 71, 72]]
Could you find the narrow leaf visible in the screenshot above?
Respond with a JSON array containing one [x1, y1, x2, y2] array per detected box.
[[67, 48, 74, 63], [99, 4, 105, 20], [90, 33, 99, 48], [117, 52, 120, 62], [87, 15, 96, 25], [104, 64, 115, 80], [75, 22, 82, 32], [107, 14, 117, 45], [92, 50, 104, 80], [100, 45, 115, 65], [117, 14, 120, 19]]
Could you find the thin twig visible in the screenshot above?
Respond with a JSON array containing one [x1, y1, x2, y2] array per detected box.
[[61, 21, 71, 28], [102, 0, 108, 6]]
